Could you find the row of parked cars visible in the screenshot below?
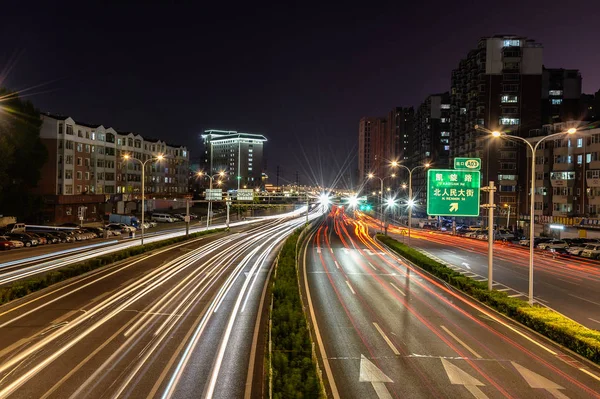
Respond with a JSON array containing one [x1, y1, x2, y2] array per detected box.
[[149, 213, 199, 223], [517, 237, 600, 259], [456, 226, 516, 241], [0, 226, 109, 250]]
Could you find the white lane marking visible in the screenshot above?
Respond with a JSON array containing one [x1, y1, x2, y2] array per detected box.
[[497, 288, 511, 292], [389, 282, 406, 297], [368, 262, 377, 271], [588, 318, 600, 325], [316, 247, 321, 253], [580, 367, 600, 382], [373, 322, 400, 355], [511, 362, 568, 399], [508, 294, 523, 298], [334, 261, 340, 269], [462, 262, 471, 269], [440, 325, 482, 359], [569, 294, 600, 307], [330, 248, 334, 253], [359, 354, 393, 399], [303, 232, 340, 398], [346, 280, 356, 295], [441, 358, 488, 399]]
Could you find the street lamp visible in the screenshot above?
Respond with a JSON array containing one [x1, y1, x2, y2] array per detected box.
[[367, 172, 396, 234], [504, 203, 511, 229], [392, 162, 431, 244], [197, 170, 225, 228], [122, 153, 165, 245], [485, 126, 577, 305]]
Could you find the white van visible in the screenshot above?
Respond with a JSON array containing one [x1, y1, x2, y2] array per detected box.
[[151, 213, 175, 223], [4, 223, 26, 233]]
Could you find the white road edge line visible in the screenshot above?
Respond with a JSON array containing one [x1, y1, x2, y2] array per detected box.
[[346, 280, 356, 295], [373, 322, 400, 356], [579, 368, 600, 382], [440, 325, 482, 359], [334, 261, 340, 269], [304, 230, 340, 398]]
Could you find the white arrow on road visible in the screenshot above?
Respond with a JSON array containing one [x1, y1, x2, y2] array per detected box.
[[441, 358, 488, 398], [359, 354, 393, 399], [449, 203, 459, 212], [511, 362, 569, 399]]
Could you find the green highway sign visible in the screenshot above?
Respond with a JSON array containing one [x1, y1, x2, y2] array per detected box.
[[427, 169, 480, 217], [454, 157, 481, 171]]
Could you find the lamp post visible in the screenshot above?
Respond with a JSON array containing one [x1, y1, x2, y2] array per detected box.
[[367, 172, 396, 234], [122, 153, 165, 245], [504, 203, 511, 229], [197, 171, 225, 229], [392, 161, 430, 245], [484, 126, 577, 305]]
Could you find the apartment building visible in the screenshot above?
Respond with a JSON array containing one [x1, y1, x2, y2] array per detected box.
[[525, 122, 600, 219], [201, 130, 267, 190], [411, 93, 451, 204], [450, 35, 543, 214], [541, 68, 582, 124], [37, 114, 189, 224]]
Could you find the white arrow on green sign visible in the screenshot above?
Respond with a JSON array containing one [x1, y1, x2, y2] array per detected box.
[[427, 169, 481, 217]]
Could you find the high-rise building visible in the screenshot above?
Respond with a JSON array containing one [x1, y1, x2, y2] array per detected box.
[[387, 107, 414, 164], [358, 117, 384, 183], [582, 89, 600, 122], [450, 35, 543, 213], [37, 113, 189, 224], [411, 93, 451, 203], [201, 130, 267, 190], [542, 68, 582, 124]]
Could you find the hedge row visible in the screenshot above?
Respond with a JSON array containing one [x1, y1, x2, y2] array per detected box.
[[271, 230, 322, 399], [0, 229, 225, 306], [377, 234, 600, 365]]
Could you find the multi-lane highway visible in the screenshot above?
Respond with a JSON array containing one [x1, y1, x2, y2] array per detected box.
[[0, 209, 294, 286], [302, 208, 600, 398], [355, 212, 600, 331], [0, 209, 320, 398]]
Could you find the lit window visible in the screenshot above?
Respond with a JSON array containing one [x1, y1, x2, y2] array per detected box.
[[501, 95, 518, 103], [441, 104, 450, 109], [499, 118, 520, 125], [549, 90, 563, 96], [577, 138, 583, 148], [503, 39, 520, 47], [551, 99, 562, 105]]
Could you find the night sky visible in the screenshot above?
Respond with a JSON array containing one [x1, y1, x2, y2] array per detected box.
[[2, 1, 599, 187]]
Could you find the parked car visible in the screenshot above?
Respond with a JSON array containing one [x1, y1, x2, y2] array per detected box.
[[106, 223, 134, 233], [2, 223, 26, 234], [495, 229, 515, 240], [151, 213, 176, 223], [581, 243, 600, 259], [27, 232, 48, 245], [0, 237, 14, 250], [149, 221, 158, 227], [519, 237, 552, 247], [50, 231, 75, 243], [7, 233, 38, 247], [34, 232, 59, 244], [538, 239, 568, 250], [172, 214, 186, 221]]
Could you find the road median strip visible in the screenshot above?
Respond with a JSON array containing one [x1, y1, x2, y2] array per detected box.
[[269, 228, 323, 398], [0, 229, 225, 306], [377, 234, 600, 366]]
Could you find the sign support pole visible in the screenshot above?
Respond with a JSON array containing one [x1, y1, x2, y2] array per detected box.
[[186, 198, 190, 238], [482, 181, 496, 291]]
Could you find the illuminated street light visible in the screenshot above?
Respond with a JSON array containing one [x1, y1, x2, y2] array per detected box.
[[347, 195, 359, 208], [392, 162, 430, 244], [122, 153, 166, 245], [480, 125, 579, 305]]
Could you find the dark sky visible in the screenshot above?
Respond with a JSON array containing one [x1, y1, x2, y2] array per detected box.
[[2, 1, 599, 187]]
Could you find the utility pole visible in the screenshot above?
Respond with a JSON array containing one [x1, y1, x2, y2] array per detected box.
[[482, 181, 497, 291], [185, 198, 190, 237]]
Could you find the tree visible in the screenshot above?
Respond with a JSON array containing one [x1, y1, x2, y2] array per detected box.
[[0, 88, 47, 221]]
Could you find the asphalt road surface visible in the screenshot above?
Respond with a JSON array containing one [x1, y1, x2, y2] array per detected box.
[[0, 209, 321, 398], [302, 208, 600, 398]]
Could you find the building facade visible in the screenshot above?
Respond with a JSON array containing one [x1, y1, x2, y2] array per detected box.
[[37, 114, 189, 224], [450, 35, 543, 214], [201, 130, 267, 190], [411, 93, 451, 204], [524, 122, 600, 220], [541, 68, 582, 124]]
